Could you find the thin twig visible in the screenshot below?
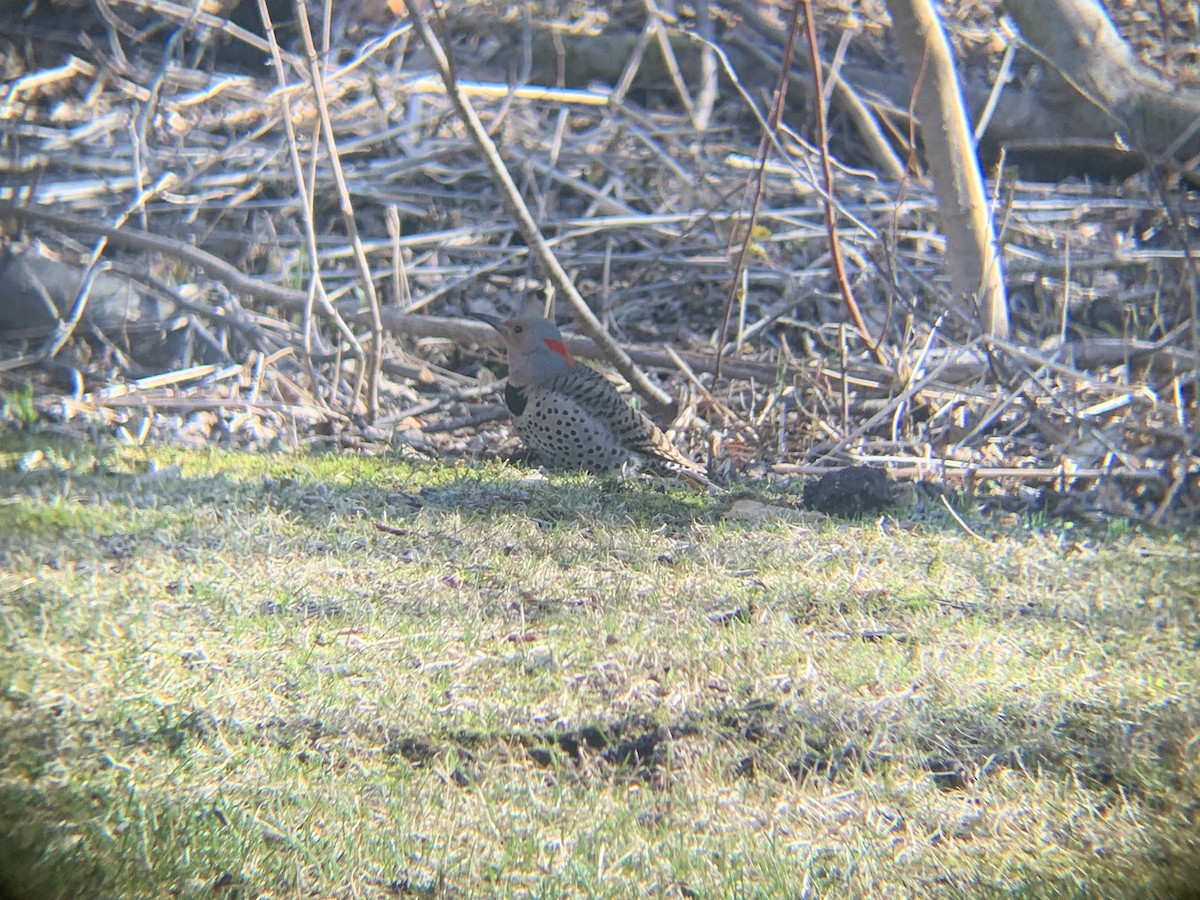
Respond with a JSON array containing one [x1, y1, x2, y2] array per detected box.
[[800, 0, 882, 364], [692, 0, 717, 130], [259, 0, 365, 375], [292, 0, 386, 419], [644, 0, 697, 126], [940, 494, 988, 542], [715, 0, 803, 380]]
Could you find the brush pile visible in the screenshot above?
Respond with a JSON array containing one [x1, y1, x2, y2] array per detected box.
[[1, 0, 1196, 524]]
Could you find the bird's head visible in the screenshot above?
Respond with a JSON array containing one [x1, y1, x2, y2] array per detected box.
[[474, 313, 575, 386]]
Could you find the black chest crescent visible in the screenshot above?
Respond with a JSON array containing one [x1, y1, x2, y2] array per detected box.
[[504, 383, 528, 417]]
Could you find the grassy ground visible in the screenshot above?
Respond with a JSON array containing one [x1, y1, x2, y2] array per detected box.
[[1, 427, 1197, 899]]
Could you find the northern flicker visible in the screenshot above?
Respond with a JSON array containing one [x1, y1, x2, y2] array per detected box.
[[476, 313, 713, 486]]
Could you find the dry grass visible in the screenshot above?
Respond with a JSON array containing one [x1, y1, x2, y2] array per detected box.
[[1, 427, 1197, 898]]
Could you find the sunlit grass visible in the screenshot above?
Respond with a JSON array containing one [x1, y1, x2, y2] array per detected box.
[[1, 429, 1197, 898]]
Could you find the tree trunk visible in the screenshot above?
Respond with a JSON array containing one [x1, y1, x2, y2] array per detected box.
[[884, 0, 1009, 338], [1002, 0, 1200, 164]]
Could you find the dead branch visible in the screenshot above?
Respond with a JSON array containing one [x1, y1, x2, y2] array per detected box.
[[799, 0, 880, 362]]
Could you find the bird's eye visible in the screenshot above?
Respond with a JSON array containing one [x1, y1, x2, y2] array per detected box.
[[513, 325, 524, 334]]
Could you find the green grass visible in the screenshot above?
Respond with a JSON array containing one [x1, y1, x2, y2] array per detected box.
[[1, 429, 1198, 898]]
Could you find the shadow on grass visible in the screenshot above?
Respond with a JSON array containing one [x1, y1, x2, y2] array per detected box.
[[4, 681, 1197, 898], [0, 427, 724, 535], [3, 425, 1161, 542], [0, 779, 106, 900], [91, 689, 1197, 897]]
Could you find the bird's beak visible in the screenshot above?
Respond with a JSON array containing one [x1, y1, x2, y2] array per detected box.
[[469, 312, 505, 334]]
